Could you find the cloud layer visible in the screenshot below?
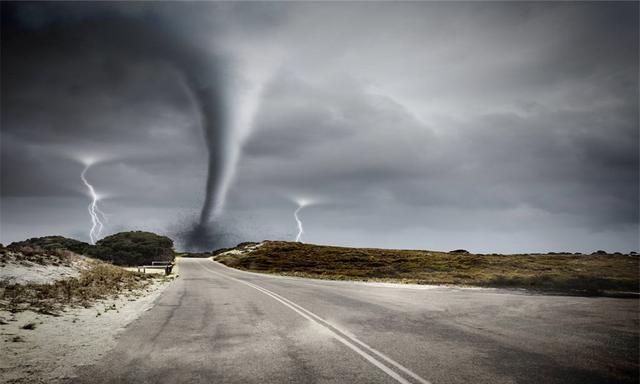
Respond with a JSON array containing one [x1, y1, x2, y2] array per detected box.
[[1, 2, 638, 253]]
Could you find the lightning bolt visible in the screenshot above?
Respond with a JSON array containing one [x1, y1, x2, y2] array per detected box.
[[293, 198, 315, 243], [80, 163, 105, 244], [294, 205, 305, 242]]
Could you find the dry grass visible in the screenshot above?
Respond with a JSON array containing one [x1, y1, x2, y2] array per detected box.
[[0, 245, 79, 268], [216, 241, 639, 295], [0, 261, 161, 314]]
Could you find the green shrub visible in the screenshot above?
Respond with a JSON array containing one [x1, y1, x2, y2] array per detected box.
[[90, 231, 174, 266]]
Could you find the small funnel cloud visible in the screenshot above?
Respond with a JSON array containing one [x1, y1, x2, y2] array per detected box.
[[77, 156, 107, 244], [292, 197, 316, 243]]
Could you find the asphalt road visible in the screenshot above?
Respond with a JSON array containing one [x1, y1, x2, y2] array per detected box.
[[71, 258, 639, 384]]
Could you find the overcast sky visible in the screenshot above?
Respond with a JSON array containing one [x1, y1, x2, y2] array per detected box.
[[1, 2, 638, 253]]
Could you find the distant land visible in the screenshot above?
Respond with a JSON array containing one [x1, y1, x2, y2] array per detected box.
[[214, 241, 640, 297], [5, 233, 639, 297]]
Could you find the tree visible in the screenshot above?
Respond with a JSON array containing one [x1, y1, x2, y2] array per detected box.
[[92, 231, 174, 266]]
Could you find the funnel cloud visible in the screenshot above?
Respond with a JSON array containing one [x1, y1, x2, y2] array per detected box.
[[180, 59, 229, 251]]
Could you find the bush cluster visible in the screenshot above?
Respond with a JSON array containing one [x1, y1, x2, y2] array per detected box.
[[89, 231, 174, 266], [8, 231, 174, 267]]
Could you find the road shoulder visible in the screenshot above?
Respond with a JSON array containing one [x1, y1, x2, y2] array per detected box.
[[0, 280, 173, 384]]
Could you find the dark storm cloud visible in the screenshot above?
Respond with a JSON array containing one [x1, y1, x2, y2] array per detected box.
[[1, 3, 209, 177], [239, 72, 637, 233], [1, 2, 637, 252], [1, 2, 236, 249], [231, 2, 638, 252], [1, 136, 81, 197]]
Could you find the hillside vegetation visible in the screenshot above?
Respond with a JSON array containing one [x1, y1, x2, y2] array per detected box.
[[216, 241, 639, 296], [8, 231, 174, 266], [8, 236, 92, 255], [0, 244, 160, 314]]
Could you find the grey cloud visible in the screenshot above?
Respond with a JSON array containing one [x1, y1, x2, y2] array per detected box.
[[1, 2, 637, 252]]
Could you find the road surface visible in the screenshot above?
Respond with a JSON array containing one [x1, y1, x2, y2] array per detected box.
[[71, 258, 638, 384]]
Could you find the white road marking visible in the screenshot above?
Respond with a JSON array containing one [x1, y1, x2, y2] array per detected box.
[[201, 261, 432, 384]]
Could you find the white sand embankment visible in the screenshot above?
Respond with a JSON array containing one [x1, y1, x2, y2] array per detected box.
[[0, 280, 172, 384]]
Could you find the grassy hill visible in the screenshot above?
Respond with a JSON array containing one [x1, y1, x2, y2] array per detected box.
[[215, 241, 639, 296], [8, 236, 92, 255]]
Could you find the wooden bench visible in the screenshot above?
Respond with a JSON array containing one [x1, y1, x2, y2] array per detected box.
[[137, 261, 175, 275]]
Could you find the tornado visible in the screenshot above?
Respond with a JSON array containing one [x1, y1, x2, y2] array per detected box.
[[180, 67, 229, 251], [193, 85, 225, 227]]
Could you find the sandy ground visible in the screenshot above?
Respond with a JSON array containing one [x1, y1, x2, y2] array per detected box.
[[1, 262, 82, 285], [0, 253, 91, 285], [0, 279, 174, 384]]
